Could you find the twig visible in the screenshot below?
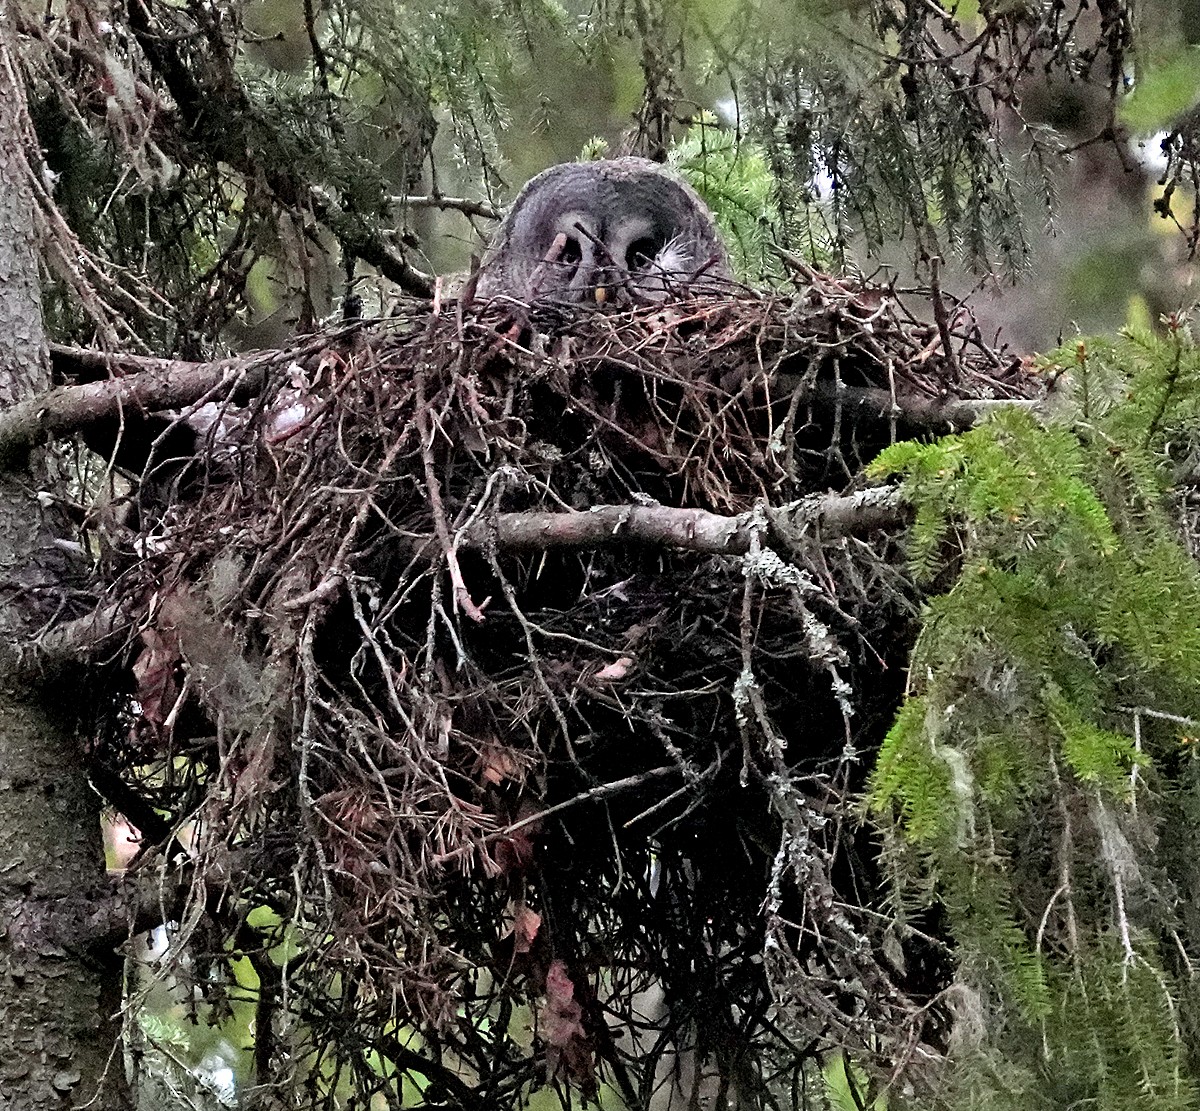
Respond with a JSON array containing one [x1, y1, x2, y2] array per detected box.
[[493, 766, 682, 838], [928, 256, 961, 381], [769, 376, 1038, 428], [413, 362, 488, 622]]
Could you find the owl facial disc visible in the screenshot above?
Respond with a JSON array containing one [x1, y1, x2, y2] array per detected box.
[[474, 158, 731, 306]]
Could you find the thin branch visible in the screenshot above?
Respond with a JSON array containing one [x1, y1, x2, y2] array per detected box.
[[308, 185, 434, 297], [928, 256, 961, 380], [392, 193, 502, 221]]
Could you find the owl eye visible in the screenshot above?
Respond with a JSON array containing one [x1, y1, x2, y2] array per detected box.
[[556, 235, 585, 281], [626, 237, 662, 271]]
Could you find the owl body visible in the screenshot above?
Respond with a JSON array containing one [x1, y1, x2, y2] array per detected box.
[[475, 158, 731, 306]]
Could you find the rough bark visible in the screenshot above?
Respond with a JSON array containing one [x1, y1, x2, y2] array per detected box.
[[0, 11, 129, 1109], [462, 489, 909, 554]]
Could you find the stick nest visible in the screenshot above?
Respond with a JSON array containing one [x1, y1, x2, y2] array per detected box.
[[92, 279, 1040, 1106]]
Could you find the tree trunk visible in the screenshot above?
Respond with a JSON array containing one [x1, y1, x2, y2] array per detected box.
[[0, 8, 128, 1109]]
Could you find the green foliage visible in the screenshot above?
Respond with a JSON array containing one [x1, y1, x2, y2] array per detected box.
[[670, 117, 835, 279], [578, 136, 612, 161], [1048, 684, 1147, 789], [870, 696, 955, 847], [30, 0, 1164, 354], [1120, 50, 1200, 133], [868, 318, 1200, 1109], [823, 1055, 887, 1111], [719, 0, 1049, 277], [931, 943, 1199, 1111]]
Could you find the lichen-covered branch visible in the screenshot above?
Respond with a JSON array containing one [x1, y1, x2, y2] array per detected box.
[[471, 489, 909, 554]]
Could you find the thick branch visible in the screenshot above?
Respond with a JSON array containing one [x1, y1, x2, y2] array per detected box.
[[2, 866, 188, 957], [0, 354, 262, 462], [0, 337, 342, 462], [774, 376, 1040, 428], [465, 488, 909, 555], [34, 600, 132, 671], [47, 491, 909, 664], [771, 485, 911, 539], [480, 504, 749, 553], [47, 342, 211, 384]]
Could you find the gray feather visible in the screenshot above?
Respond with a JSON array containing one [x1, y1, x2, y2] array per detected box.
[[475, 158, 730, 306]]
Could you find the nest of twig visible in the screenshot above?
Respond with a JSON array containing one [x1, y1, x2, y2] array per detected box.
[[90, 280, 1040, 1106]]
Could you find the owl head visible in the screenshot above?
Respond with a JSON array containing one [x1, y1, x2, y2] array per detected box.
[[474, 157, 732, 306]]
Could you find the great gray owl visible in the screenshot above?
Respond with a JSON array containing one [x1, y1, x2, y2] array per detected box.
[[474, 157, 731, 306]]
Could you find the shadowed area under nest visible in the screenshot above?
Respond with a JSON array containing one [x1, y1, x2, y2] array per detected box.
[[82, 280, 1040, 1108]]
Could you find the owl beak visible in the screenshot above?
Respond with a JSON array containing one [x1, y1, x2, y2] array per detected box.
[[593, 286, 607, 304]]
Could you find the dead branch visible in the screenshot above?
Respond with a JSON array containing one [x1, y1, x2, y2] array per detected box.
[[6, 336, 1035, 474], [393, 193, 502, 221], [0, 339, 339, 464], [34, 599, 132, 669], [44, 491, 908, 667], [928, 256, 961, 381], [774, 377, 1040, 428], [470, 489, 909, 555], [0, 356, 250, 463]]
